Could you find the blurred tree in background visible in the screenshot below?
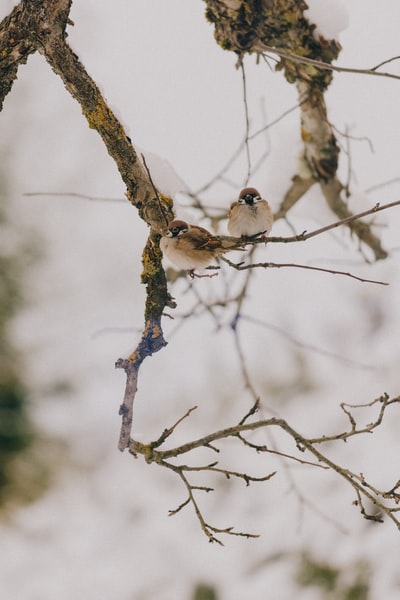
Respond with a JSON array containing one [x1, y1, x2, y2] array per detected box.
[[0, 159, 48, 510]]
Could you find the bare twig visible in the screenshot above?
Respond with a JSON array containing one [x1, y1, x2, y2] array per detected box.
[[127, 393, 400, 540], [320, 179, 388, 260], [240, 62, 252, 184], [214, 199, 400, 253], [141, 153, 171, 229], [288, 200, 399, 242], [221, 256, 388, 286], [23, 191, 124, 202], [307, 394, 400, 444], [236, 433, 328, 469], [258, 46, 400, 81], [240, 314, 375, 371], [239, 399, 261, 425], [248, 99, 308, 140], [165, 461, 261, 544], [151, 406, 198, 449], [274, 176, 316, 221]]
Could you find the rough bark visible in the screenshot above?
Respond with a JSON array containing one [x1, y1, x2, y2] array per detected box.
[[0, 0, 175, 451]]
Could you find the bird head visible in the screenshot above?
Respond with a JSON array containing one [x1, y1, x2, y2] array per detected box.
[[165, 220, 190, 238], [238, 187, 261, 206]]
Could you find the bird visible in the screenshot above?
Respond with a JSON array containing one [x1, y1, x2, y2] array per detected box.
[[160, 219, 241, 276], [228, 187, 273, 238]]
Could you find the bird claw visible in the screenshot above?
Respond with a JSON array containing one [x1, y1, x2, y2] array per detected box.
[[187, 269, 219, 279], [242, 231, 268, 245]]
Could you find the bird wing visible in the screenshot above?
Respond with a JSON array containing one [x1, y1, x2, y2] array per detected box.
[[187, 226, 222, 251], [228, 201, 238, 218]]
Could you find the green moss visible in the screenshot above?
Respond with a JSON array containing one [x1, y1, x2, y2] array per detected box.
[[0, 381, 32, 458], [0, 164, 48, 513]]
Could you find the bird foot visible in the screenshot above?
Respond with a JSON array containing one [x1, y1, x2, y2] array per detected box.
[[244, 231, 268, 244], [187, 269, 219, 279]]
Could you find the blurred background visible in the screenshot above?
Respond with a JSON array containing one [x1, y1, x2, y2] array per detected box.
[[1, 1, 400, 598]]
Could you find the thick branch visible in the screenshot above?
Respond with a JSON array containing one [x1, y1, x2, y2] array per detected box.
[[116, 317, 167, 451], [0, 0, 177, 451], [0, 0, 174, 230], [321, 178, 388, 260], [0, 2, 37, 109], [38, 27, 170, 224], [274, 175, 315, 220]]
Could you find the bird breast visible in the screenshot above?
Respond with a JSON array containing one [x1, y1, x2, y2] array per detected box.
[[229, 203, 272, 237]]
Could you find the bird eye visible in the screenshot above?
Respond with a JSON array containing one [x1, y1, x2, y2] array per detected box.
[[171, 227, 180, 235]]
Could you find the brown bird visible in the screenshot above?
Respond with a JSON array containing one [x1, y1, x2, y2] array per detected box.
[[228, 187, 273, 238], [160, 219, 241, 276]]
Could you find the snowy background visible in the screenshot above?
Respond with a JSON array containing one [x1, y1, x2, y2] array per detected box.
[[1, 1, 400, 598]]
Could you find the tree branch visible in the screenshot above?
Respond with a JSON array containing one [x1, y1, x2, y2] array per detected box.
[[126, 394, 400, 541], [0, 0, 177, 450], [259, 45, 400, 82], [221, 257, 389, 286]]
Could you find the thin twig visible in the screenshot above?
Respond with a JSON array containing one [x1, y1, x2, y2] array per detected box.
[[258, 46, 400, 81], [165, 461, 260, 544], [308, 198, 398, 240], [23, 191, 123, 202], [151, 406, 198, 449], [141, 153, 170, 228], [240, 62, 252, 184], [221, 256, 389, 286], [236, 433, 328, 469], [240, 314, 375, 371], [249, 98, 308, 140], [270, 200, 400, 243], [307, 394, 400, 444]]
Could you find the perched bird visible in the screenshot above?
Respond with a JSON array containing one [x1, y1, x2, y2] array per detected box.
[[228, 187, 273, 238], [160, 219, 240, 276]]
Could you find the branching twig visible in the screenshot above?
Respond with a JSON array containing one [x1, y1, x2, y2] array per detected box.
[[206, 199, 399, 264], [221, 256, 388, 286], [23, 191, 124, 202], [308, 394, 400, 444], [236, 433, 328, 469], [151, 406, 198, 449], [166, 461, 261, 544], [258, 46, 400, 81], [127, 393, 400, 540], [269, 200, 400, 244], [240, 62, 252, 184]]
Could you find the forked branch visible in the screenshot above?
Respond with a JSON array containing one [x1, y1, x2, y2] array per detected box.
[[126, 394, 400, 543]]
